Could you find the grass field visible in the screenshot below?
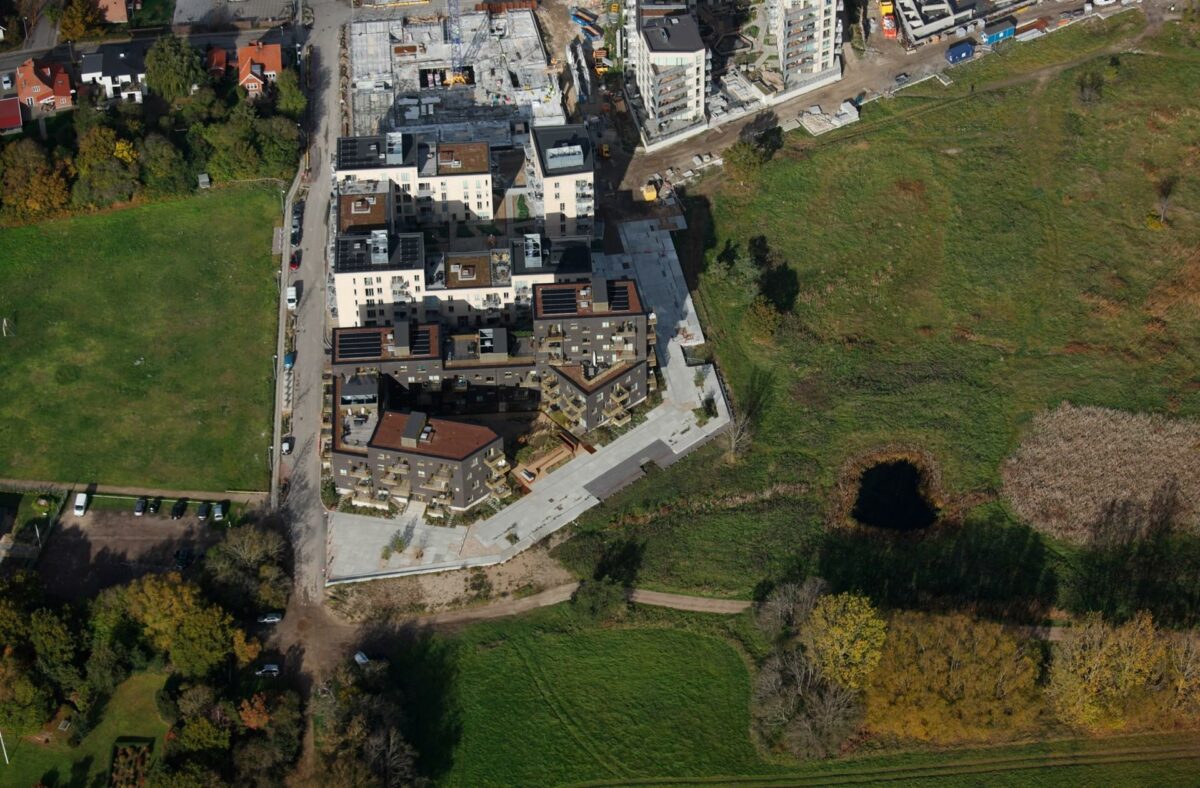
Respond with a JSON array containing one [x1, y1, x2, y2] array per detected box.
[[4, 672, 169, 787], [438, 608, 769, 786], [0, 187, 281, 491], [557, 20, 1200, 597]]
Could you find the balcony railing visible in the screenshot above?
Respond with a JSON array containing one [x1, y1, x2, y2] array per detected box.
[[485, 452, 507, 472]]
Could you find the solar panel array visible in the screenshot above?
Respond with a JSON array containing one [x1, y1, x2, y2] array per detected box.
[[607, 282, 631, 312], [337, 330, 383, 361], [395, 234, 424, 268], [411, 326, 433, 356], [540, 287, 579, 316]]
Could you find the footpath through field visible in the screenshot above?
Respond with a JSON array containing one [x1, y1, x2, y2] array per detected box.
[[0, 478, 267, 504]]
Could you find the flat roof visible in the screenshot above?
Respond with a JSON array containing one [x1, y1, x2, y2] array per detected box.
[[435, 141, 490, 176], [444, 249, 512, 290], [338, 189, 389, 232], [332, 323, 441, 364], [370, 410, 499, 460], [533, 278, 644, 319], [532, 125, 594, 177], [641, 14, 704, 54], [554, 359, 639, 394], [334, 232, 424, 274], [511, 235, 592, 277], [336, 133, 415, 170]]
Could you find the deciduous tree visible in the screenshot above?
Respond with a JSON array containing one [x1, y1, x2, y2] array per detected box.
[[59, 0, 102, 41], [146, 34, 206, 103], [0, 138, 69, 220], [803, 593, 886, 690], [274, 68, 307, 119]]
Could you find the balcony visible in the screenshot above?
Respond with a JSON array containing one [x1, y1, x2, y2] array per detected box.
[[541, 375, 559, 394], [604, 402, 631, 426], [348, 465, 371, 481], [486, 474, 509, 495], [485, 452, 507, 472], [611, 383, 630, 404]]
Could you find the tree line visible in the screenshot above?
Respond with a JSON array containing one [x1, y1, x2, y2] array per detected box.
[[0, 525, 303, 786], [0, 34, 306, 224], [752, 583, 1200, 757]]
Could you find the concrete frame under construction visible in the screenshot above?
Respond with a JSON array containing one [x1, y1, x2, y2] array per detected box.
[[348, 10, 567, 137]]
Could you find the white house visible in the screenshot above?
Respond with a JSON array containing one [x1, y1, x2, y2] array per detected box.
[[79, 44, 148, 102]]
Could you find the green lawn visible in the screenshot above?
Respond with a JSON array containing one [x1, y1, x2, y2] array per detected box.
[[557, 22, 1200, 597], [0, 187, 281, 491], [439, 609, 769, 786], [4, 672, 169, 787]]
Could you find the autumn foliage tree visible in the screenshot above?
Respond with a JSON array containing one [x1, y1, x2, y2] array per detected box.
[[803, 593, 887, 691], [0, 138, 69, 220], [59, 0, 102, 41], [865, 612, 1041, 743]]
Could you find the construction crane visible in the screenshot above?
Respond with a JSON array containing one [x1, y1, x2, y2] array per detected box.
[[444, 0, 470, 86]]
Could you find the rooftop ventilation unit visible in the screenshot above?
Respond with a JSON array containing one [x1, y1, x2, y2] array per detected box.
[[546, 144, 585, 171]]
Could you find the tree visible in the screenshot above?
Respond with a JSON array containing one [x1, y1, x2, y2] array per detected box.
[[571, 577, 626, 620], [724, 139, 767, 186], [29, 608, 81, 699], [1049, 611, 1166, 730], [803, 593, 886, 690], [255, 115, 301, 178], [239, 693, 271, 730], [1157, 175, 1180, 224], [73, 126, 139, 207], [205, 526, 290, 613], [865, 612, 1041, 743], [744, 295, 782, 341], [757, 578, 827, 638], [139, 133, 193, 195], [146, 34, 206, 103], [0, 650, 53, 735], [274, 69, 307, 119], [124, 574, 239, 677], [1077, 71, 1104, 105], [0, 138, 69, 220], [175, 716, 231, 754], [59, 0, 102, 41], [753, 647, 862, 758]]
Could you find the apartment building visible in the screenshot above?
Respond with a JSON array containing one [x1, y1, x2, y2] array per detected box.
[[533, 277, 656, 432], [335, 133, 494, 226], [524, 125, 595, 238], [330, 402, 508, 514], [769, 0, 843, 87], [332, 230, 426, 328], [633, 10, 708, 127]]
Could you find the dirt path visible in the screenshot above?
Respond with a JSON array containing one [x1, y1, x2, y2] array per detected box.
[[0, 478, 267, 504], [628, 589, 752, 614], [576, 740, 1200, 786]]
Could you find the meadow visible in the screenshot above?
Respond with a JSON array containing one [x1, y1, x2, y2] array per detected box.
[[0, 187, 281, 491], [557, 16, 1200, 598]]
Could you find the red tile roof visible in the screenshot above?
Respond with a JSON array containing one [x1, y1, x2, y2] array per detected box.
[[237, 41, 283, 90], [97, 0, 128, 23], [370, 411, 499, 461], [16, 59, 73, 108], [0, 97, 22, 132], [206, 47, 228, 75]]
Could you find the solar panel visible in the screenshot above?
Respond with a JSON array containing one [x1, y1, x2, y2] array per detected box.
[[337, 330, 383, 361], [540, 288, 579, 316], [410, 326, 432, 356], [608, 282, 631, 312]]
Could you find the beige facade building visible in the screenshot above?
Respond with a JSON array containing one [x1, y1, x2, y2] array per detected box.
[[633, 11, 708, 127], [770, 0, 843, 87], [524, 125, 595, 238]]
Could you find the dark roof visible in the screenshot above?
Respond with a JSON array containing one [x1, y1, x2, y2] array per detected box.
[[531, 125, 594, 177], [336, 133, 415, 170], [533, 278, 645, 319], [80, 43, 148, 79], [511, 235, 593, 277], [641, 14, 704, 53], [333, 231, 424, 274], [369, 411, 499, 461], [984, 18, 1015, 33]]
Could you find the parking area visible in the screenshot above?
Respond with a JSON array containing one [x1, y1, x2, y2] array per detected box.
[[39, 498, 225, 599]]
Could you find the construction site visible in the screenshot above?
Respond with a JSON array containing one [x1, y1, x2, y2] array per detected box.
[[348, 8, 568, 138]]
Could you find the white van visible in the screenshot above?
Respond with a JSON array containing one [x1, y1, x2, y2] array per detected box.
[[73, 493, 88, 516], [286, 286, 298, 311]]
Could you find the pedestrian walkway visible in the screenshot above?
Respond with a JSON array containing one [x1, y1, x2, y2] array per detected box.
[[326, 217, 730, 583], [0, 478, 267, 505]]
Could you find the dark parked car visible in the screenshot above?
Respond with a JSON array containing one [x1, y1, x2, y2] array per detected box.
[[148, 497, 161, 514], [134, 496, 148, 516], [171, 499, 187, 519], [894, 72, 910, 85], [173, 548, 193, 570], [198, 502, 212, 521]]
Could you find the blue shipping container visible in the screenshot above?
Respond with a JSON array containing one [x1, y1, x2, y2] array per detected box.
[[982, 20, 1015, 45], [946, 41, 975, 63]]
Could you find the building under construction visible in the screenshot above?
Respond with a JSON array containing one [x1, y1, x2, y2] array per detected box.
[[349, 9, 567, 137]]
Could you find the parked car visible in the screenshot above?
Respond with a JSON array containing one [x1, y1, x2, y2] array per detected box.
[[171, 499, 187, 519], [134, 496, 148, 516], [354, 651, 371, 667], [148, 497, 162, 514], [1, 73, 12, 90], [281, 436, 295, 455], [257, 612, 284, 624], [520, 468, 537, 483], [289, 251, 301, 270], [255, 664, 281, 678], [283, 351, 296, 370], [894, 72, 910, 85], [197, 501, 212, 521], [286, 286, 298, 310], [213, 502, 225, 522], [73, 493, 89, 516], [173, 548, 193, 570]]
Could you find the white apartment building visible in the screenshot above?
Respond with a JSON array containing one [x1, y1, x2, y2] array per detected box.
[[332, 231, 428, 328], [524, 125, 595, 239], [769, 0, 843, 87], [334, 133, 495, 225], [633, 11, 708, 127]]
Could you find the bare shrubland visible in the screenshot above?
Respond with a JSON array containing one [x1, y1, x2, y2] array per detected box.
[[1001, 404, 1200, 543]]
